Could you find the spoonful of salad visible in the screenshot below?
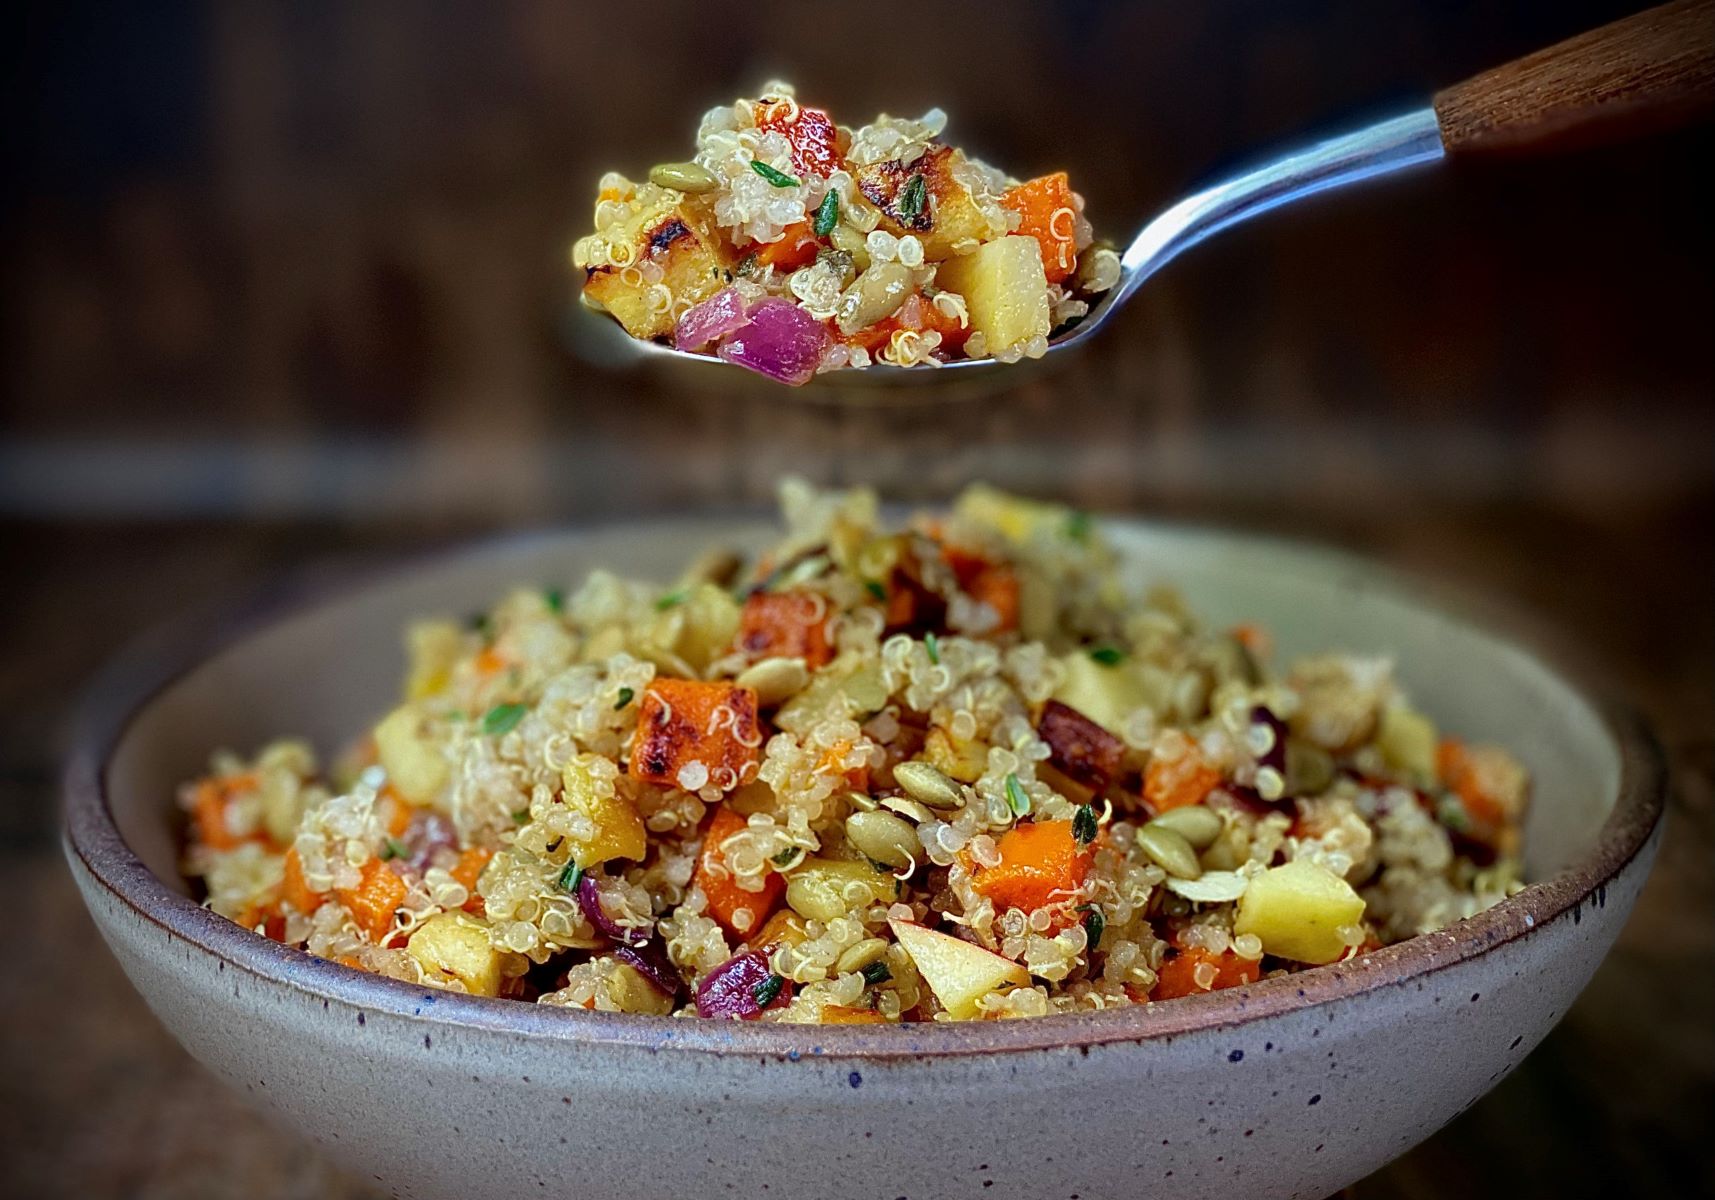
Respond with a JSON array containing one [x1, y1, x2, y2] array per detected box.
[[573, 0, 1712, 388]]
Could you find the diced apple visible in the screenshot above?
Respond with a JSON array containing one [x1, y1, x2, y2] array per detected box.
[[561, 753, 648, 867], [606, 961, 677, 1015], [373, 705, 448, 805], [404, 619, 463, 701], [1233, 860, 1366, 965], [1377, 702, 1438, 782], [407, 912, 507, 996], [1052, 652, 1148, 736], [934, 236, 1049, 358], [889, 919, 1030, 1019], [785, 858, 898, 924]]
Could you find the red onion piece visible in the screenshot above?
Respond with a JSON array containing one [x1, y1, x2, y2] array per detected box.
[[576, 872, 649, 947], [614, 939, 684, 999], [1250, 705, 1289, 775], [674, 287, 751, 351], [715, 299, 830, 386], [401, 810, 458, 873], [694, 950, 793, 1019]]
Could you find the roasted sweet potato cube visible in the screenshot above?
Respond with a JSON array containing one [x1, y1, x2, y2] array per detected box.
[[1038, 699, 1126, 789], [854, 145, 1006, 261], [629, 679, 762, 791], [736, 589, 835, 667], [583, 190, 733, 340]]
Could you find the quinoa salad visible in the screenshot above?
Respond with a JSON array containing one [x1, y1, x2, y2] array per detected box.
[[571, 82, 1120, 383], [181, 484, 1528, 1023]]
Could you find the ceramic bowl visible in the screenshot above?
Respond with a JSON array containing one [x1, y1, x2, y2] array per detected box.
[[64, 517, 1665, 1200]]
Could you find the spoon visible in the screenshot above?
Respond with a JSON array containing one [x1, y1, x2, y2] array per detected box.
[[580, 0, 1713, 388]]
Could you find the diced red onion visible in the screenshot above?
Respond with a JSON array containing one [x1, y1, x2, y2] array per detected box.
[[716, 299, 830, 386], [694, 950, 793, 1019], [614, 938, 684, 999], [674, 287, 750, 351], [576, 872, 649, 947], [1250, 705, 1289, 775], [401, 810, 458, 873]]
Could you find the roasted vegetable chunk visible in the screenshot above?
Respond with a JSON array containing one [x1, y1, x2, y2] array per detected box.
[[582, 188, 733, 340], [629, 679, 762, 791], [854, 145, 1007, 260]]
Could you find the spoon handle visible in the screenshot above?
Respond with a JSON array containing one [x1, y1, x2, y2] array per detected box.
[[1434, 0, 1715, 155]]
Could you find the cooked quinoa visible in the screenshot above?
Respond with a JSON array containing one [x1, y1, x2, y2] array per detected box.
[[571, 82, 1120, 383], [181, 483, 1528, 1022]]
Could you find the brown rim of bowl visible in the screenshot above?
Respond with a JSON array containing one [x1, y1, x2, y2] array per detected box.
[[62, 516, 1668, 1061]]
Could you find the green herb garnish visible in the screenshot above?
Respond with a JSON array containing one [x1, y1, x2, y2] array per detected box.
[[379, 838, 406, 861], [1082, 906, 1105, 951], [1072, 803, 1099, 844], [1065, 510, 1093, 543], [1004, 772, 1031, 818], [812, 190, 839, 237], [1437, 795, 1470, 832], [614, 686, 635, 710], [750, 160, 799, 188], [898, 173, 928, 220], [772, 847, 802, 867], [467, 611, 492, 636], [924, 632, 941, 665], [1088, 645, 1125, 667], [482, 702, 527, 736], [864, 579, 888, 602], [752, 973, 786, 1007], [557, 862, 584, 893], [860, 960, 892, 986], [544, 587, 564, 614], [655, 588, 687, 611], [511, 808, 530, 823]]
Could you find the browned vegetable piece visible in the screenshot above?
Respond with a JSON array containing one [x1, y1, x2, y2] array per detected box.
[[1038, 699, 1126, 790], [852, 145, 1006, 260], [583, 192, 734, 340]]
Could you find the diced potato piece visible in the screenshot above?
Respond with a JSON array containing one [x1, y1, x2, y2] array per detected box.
[[889, 919, 1030, 1019], [1234, 860, 1366, 965], [404, 619, 464, 701], [667, 583, 742, 672], [1378, 702, 1438, 781], [934, 237, 1050, 358], [561, 752, 648, 868], [750, 908, 811, 952], [582, 189, 733, 340], [785, 857, 898, 923], [606, 961, 677, 1015], [853, 146, 1007, 260], [407, 912, 507, 996], [373, 705, 448, 805], [1053, 652, 1148, 736]]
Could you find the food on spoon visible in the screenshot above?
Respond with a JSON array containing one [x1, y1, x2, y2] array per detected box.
[[571, 82, 1120, 382], [178, 481, 1529, 1021]]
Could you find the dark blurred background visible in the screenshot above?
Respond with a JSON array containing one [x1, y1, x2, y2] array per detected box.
[[3, 2, 1710, 1197]]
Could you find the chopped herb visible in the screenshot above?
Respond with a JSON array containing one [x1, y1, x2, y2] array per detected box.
[[467, 611, 492, 636], [812, 190, 840, 237], [445, 710, 467, 722], [1437, 794, 1470, 832], [1088, 645, 1125, 666], [860, 960, 893, 986], [544, 587, 564, 614], [1004, 772, 1031, 818], [482, 702, 527, 736], [899, 173, 928, 220], [379, 838, 406, 861], [865, 857, 894, 876], [557, 862, 584, 893], [1064, 510, 1093, 543], [752, 973, 786, 1007], [1082, 906, 1105, 951], [864, 579, 888, 602], [655, 588, 687, 612], [750, 160, 799, 188], [771, 847, 802, 867], [511, 808, 530, 823], [924, 632, 941, 665], [614, 686, 635, 710], [1072, 803, 1099, 845]]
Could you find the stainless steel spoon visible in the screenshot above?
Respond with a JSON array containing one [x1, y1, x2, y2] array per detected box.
[[578, 0, 1712, 389]]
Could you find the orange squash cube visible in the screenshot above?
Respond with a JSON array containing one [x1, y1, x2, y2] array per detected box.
[[629, 679, 762, 791]]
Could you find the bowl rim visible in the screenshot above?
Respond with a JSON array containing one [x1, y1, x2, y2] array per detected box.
[[62, 513, 1668, 1061]]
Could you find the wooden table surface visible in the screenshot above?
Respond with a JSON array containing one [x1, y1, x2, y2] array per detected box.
[[2, 3, 1710, 1196]]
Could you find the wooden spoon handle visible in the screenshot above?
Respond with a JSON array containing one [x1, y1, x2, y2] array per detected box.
[[1434, 0, 1715, 155]]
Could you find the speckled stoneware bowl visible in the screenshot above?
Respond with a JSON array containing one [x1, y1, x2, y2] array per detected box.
[[64, 517, 1665, 1200]]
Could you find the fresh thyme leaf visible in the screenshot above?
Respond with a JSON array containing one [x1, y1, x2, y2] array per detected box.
[[925, 632, 940, 665], [655, 588, 687, 612], [614, 686, 635, 710], [379, 838, 406, 861], [865, 580, 888, 602], [482, 702, 527, 736], [1082, 907, 1105, 951], [544, 587, 564, 614], [557, 862, 584, 893], [752, 973, 786, 1007], [1088, 645, 1125, 666], [813, 190, 839, 237], [750, 160, 799, 188], [860, 960, 892, 986], [1065, 510, 1093, 543], [899, 173, 928, 219], [1004, 772, 1031, 818], [1072, 803, 1099, 845]]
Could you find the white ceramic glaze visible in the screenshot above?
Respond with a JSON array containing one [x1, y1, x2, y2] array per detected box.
[[64, 518, 1665, 1200]]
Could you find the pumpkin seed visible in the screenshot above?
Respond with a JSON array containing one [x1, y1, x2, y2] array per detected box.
[[844, 810, 919, 870], [1285, 738, 1336, 795], [1138, 824, 1203, 879], [835, 937, 890, 975], [828, 223, 871, 271], [834, 262, 913, 335], [735, 656, 811, 706], [846, 790, 880, 813], [1145, 806, 1223, 849], [1164, 870, 1249, 903], [892, 761, 965, 810], [878, 795, 934, 824], [648, 161, 719, 192]]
